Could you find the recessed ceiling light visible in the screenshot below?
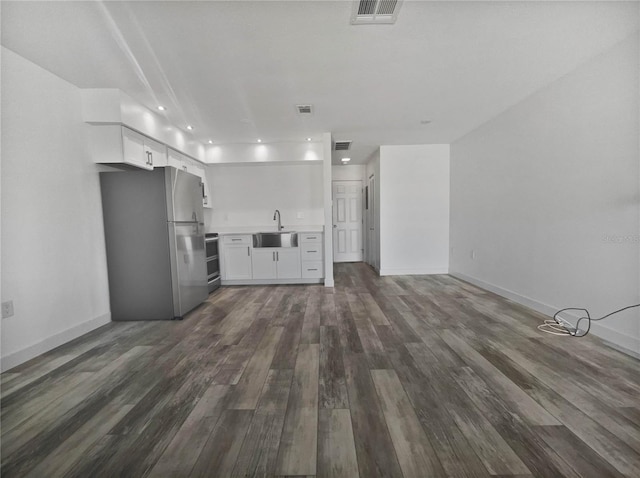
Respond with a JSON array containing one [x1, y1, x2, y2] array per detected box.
[[157, 105, 166, 111], [306, 137, 312, 142], [208, 140, 213, 144], [341, 157, 351, 162], [186, 125, 194, 131], [257, 139, 262, 143]]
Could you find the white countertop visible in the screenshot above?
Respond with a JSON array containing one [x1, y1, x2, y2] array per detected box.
[[211, 225, 325, 234]]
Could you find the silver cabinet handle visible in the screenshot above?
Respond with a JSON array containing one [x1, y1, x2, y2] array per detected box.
[[149, 151, 153, 165], [272, 251, 275, 261], [307, 236, 317, 239], [276, 251, 279, 261], [247, 247, 250, 256], [308, 268, 318, 271], [232, 238, 241, 241], [307, 250, 317, 253]]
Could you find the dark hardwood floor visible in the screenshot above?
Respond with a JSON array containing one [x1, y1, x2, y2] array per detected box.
[[2, 262, 640, 477]]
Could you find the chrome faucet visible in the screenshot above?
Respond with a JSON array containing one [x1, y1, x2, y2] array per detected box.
[[273, 209, 283, 231]]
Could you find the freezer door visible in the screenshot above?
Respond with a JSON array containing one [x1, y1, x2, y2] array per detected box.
[[165, 167, 204, 223], [168, 222, 208, 318]]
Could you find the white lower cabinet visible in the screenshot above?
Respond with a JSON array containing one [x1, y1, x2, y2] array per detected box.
[[221, 235, 252, 280], [300, 232, 324, 279], [251, 248, 301, 279], [251, 250, 278, 279], [302, 261, 324, 279], [275, 249, 301, 279], [221, 232, 322, 284]]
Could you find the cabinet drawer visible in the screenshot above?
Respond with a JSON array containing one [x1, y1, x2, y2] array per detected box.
[[223, 235, 251, 245], [301, 261, 324, 279], [301, 244, 322, 261], [301, 233, 322, 243]]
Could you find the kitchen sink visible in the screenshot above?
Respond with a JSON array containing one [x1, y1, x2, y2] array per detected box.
[[253, 232, 298, 248]]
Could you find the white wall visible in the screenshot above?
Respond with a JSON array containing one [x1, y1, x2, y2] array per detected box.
[[205, 142, 323, 164], [1, 48, 111, 371], [450, 34, 640, 355], [204, 162, 324, 232], [332, 164, 365, 182], [379, 145, 450, 275]]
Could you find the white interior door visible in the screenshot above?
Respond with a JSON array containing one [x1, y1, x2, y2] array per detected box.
[[332, 180, 363, 263]]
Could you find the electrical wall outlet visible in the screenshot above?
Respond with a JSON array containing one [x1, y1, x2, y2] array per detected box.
[[2, 301, 14, 319]]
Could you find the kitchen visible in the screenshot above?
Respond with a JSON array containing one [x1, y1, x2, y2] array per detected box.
[[2, 1, 639, 477]]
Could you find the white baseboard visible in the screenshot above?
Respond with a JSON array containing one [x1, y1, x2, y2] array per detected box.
[[1, 313, 111, 372], [450, 271, 640, 358], [380, 267, 449, 276], [221, 278, 324, 286]]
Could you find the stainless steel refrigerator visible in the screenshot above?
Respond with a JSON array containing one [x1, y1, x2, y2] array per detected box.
[[100, 167, 208, 320]]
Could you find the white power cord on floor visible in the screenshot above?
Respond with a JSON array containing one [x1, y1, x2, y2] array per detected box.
[[538, 304, 640, 338]]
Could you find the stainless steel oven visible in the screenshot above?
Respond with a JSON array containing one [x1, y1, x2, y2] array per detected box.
[[205, 233, 221, 293]]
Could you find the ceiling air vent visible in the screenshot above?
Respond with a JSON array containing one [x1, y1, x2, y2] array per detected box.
[[334, 140, 352, 151], [296, 104, 313, 115], [351, 0, 403, 25]]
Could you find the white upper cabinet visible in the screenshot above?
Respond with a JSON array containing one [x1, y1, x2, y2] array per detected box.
[[168, 149, 198, 175], [89, 125, 166, 171], [88, 124, 211, 207], [144, 136, 168, 168], [121, 127, 148, 169]]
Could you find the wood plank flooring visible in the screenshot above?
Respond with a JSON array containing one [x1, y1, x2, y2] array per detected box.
[[2, 262, 640, 477]]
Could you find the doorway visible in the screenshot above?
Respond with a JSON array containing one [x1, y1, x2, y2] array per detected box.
[[332, 180, 363, 262]]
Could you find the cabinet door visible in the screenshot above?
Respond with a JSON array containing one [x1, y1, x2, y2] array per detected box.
[[223, 245, 252, 280], [191, 164, 205, 180], [167, 149, 183, 169], [252, 249, 277, 279], [145, 138, 167, 168], [276, 249, 301, 279], [181, 157, 195, 174], [122, 128, 152, 170]]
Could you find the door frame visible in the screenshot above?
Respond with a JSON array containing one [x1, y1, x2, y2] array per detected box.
[[332, 179, 364, 263], [365, 174, 377, 271]]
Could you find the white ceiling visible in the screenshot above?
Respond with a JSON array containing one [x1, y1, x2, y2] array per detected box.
[[2, 1, 638, 164]]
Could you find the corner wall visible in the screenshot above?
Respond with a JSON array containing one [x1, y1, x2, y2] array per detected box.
[[450, 34, 640, 355], [1, 48, 111, 370], [379, 145, 450, 275]]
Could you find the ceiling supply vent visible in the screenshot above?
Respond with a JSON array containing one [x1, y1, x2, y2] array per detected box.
[[296, 104, 313, 115], [333, 140, 352, 151], [351, 0, 403, 25]]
